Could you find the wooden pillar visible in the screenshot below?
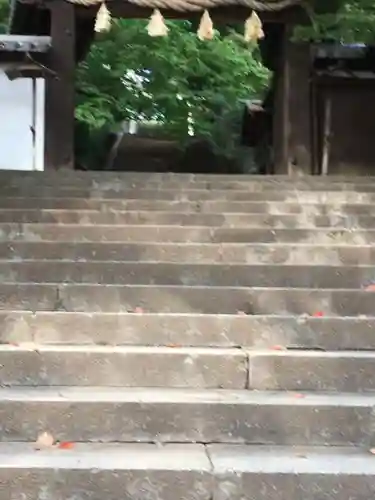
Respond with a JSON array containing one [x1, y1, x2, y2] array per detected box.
[[272, 24, 289, 174], [286, 38, 313, 175], [44, 0, 76, 170], [273, 26, 313, 175]]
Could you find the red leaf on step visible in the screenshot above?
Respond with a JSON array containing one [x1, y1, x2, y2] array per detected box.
[[312, 311, 324, 317], [270, 345, 286, 351], [134, 307, 144, 314], [365, 284, 375, 292], [292, 393, 305, 399], [58, 442, 75, 450]]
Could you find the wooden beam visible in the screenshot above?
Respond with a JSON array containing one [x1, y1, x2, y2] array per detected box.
[[44, 0, 76, 170]]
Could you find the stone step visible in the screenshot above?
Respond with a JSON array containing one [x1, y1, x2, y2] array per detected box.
[[210, 444, 375, 499], [4, 198, 375, 214], [2, 209, 375, 228], [2, 242, 375, 265], [7, 178, 375, 192], [0, 311, 375, 351], [0, 443, 374, 500], [0, 283, 373, 315], [4, 170, 375, 190], [249, 351, 375, 392], [0, 442, 213, 500], [0, 261, 373, 288], [0, 345, 247, 389], [1, 311, 375, 349], [2, 346, 375, 392], [1, 387, 374, 445], [5, 186, 375, 203], [2, 170, 375, 181], [1, 223, 374, 244], [3, 443, 373, 500]]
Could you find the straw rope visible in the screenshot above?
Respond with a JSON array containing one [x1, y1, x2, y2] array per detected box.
[[67, 0, 304, 13]]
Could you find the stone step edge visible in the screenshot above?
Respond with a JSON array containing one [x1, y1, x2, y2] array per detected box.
[[0, 387, 374, 406], [3, 310, 372, 318], [6, 209, 375, 216], [3, 345, 375, 359], [8, 184, 375, 190], [3, 260, 375, 269], [8, 223, 375, 230], [1, 283, 374, 293], [3, 241, 375, 248], [4, 175, 375, 183], [1, 259, 374, 267], [0, 443, 372, 475], [1, 310, 374, 317], [2, 311, 374, 322], [1, 171, 374, 178], [0, 308, 375, 320], [4, 210, 375, 220], [7, 185, 375, 192], [5, 197, 375, 207]]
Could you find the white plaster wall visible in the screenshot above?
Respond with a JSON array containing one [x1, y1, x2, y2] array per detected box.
[[0, 71, 44, 171]]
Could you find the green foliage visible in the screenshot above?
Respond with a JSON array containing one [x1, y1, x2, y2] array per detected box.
[[295, 0, 375, 43], [0, 0, 9, 33], [75, 20, 270, 160]]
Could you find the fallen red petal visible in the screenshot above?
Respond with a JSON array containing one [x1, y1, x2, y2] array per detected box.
[[134, 307, 144, 314], [58, 442, 75, 450], [365, 284, 375, 292], [312, 311, 324, 317], [270, 345, 286, 351], [293, 393, 305, 399]]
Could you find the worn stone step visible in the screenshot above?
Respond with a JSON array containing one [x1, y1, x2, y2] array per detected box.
[[2, 209, 375, 228], [249, 351, 375, 392], [1, 387, 374, 445], [1, 311, 375, 350], [1, 170, 375, 182], [1, 443, 375, 500], [5, 186, 375, 203], [0, 345, 247, 389], [210, 444, 375, 499], [0, 283, 372, 315], [0, 261, 373, 289], [0, 442, 212, 500], [3, 242, 375, 265], [4, 170, 375, 191], [0, 443, 374, 500], [3, 197, 375, 215], [1, 223, 374, 244], [3, 346, 375, 392], [7, 177, 375, 192]]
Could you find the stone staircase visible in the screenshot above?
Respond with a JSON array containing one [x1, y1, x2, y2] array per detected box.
[[1, 171, 375, 499]]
